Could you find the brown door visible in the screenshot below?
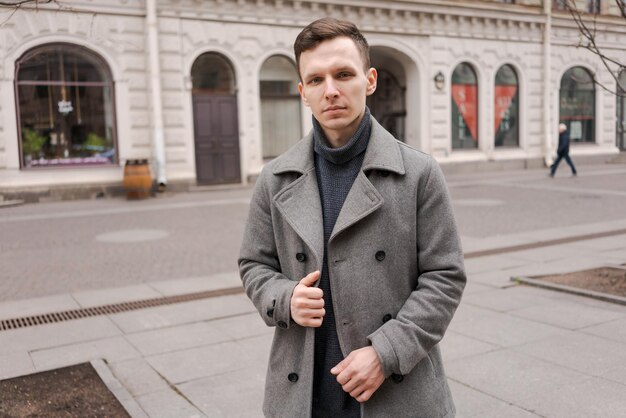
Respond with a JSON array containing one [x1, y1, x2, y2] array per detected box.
[[193, 94, 241, 185]]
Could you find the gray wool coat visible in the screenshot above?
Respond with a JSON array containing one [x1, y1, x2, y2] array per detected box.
[[239, 117, 466, 418]]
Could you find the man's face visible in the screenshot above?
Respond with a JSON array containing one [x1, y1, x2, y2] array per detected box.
[[298, 36, 377, 146]]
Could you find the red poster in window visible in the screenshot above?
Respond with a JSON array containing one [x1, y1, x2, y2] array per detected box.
[[451, 84, 478, 141], [494, 86, 517, 132]]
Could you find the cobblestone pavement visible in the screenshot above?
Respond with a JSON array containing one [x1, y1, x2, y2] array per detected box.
[[1, 163, 625, 302]]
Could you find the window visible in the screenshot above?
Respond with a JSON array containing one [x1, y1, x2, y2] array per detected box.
[[16, 44, 117, 168], [191, 53, 236, 94], [451, 63, 479, 149], [552, 0, 568, 11], [617, 69, 626, 150], [587, 0, 601, 13], [559, 66, 595, 143], [494, 64, 519, 147], [259, 55, 301, 159]]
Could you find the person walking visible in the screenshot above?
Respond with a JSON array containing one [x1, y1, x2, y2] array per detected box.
[[550, 123, 577, 177], [239, 17, 466, 417]]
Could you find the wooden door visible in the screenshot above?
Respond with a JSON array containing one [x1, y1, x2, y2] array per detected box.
[[193, 94, 241, 185]]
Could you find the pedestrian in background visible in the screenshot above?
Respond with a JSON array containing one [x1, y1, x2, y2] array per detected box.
[[550, 123, 577, 177], [239, 17, 465, 418]]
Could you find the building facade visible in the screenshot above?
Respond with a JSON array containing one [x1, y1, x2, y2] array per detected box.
[[1, 0, 625, 197]]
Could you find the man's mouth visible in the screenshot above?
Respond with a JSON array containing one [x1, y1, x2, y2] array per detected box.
[[323, 106, 345, 112]]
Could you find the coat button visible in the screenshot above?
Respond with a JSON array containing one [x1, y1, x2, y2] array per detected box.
[[375, 251, 386, 261], [277, 321, 287, 329], [266, 308, 274, 318], [391, 373, 404, 383], [382, 313, 392, 323], [296, 252, 306, 262], [288, 373, 299, 382]]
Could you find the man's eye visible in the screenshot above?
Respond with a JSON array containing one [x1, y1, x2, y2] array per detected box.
[[309, 77, 322, 84], [338, 72, 351, 78]]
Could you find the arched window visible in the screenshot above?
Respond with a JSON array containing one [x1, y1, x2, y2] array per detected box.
[[617, 69, 626, 150], [191, 53, 236, 94], [559, 66, 595, 143], [494, 64, 519, 147], [16, 43, 116, 168], [259, 55, 301, 159], [451, 63, 479, 149]]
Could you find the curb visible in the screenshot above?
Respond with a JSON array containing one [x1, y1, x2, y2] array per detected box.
[[91, 359, 149, 418], [0, 199, 24, 208], [510, 275, 626, 306]]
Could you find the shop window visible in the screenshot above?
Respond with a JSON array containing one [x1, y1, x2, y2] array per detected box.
[[494, 64, 519, 147], [451, 62, 479, 149], [191, 53, 236, 94], [16, 44, 117, 168], [617, 69, 626, 150], [259, 55, 301, 159], [559, 66, 595, 143]]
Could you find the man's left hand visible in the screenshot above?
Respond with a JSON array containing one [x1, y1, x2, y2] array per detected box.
[[330, 346, 385, 403]]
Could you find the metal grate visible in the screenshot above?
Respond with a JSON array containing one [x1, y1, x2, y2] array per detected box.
[[0, 286, 244, 332]]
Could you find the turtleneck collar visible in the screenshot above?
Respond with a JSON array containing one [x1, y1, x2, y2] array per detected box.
[[313, 107, 371, 165]]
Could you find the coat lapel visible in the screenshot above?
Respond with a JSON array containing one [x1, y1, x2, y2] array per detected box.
[[272, 134, 324, 268]]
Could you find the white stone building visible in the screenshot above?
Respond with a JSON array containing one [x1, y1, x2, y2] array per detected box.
[[0, 0, 624, 199]]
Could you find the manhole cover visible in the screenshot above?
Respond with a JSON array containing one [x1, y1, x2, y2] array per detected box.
[[96, 229, 169, 243], [454, 198, 504, 207]]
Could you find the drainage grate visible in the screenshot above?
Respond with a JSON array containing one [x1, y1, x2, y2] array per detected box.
[[0, 286, 244, 332]]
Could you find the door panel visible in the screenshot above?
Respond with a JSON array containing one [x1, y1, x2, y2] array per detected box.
[[193, 94, 241, 185]]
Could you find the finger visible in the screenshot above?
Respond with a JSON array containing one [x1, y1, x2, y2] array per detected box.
[[335, 370, 352, 385], [330, 359, 346, 376], [349, 385, 365, 399], [355, 390, 373, 403], [343, 377, 361, 394], [294, 308, 325, 318], [301, 317, 323, 327], [299, 270, 321, 287], [296, 286, 323, 300], [297, 298, 325, 309]]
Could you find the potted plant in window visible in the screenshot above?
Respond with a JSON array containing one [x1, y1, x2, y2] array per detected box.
[[22, 128, 47, 165]]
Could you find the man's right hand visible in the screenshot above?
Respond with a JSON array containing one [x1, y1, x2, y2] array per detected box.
[[290, 270, 324, 327]]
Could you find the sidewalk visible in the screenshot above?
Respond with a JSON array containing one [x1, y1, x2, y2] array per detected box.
[[1, 163, 626, 417], [1, 225, 625, 417]]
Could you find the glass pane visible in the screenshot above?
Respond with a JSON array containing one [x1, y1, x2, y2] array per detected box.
[[259, 56, 299, 94], [451, 63, 478, 149], [495, 65, 519, 147], [191, 53, 236, 93], [560, 67, 595, 143], [261, 98, 301, 159], [18, 45, 107, 83], [19, 84, 116, 167], [560, 67, 595, 91]]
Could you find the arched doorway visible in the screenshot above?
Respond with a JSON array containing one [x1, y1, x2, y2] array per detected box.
[[15, 43, 117, 168], [617, 69, 626, 150], [451, 62, 479, 150], [259, 55, 301, 159], [559, 66, 595, 144], [191, 52, 241, 185], [368, 49, 407, 141], [494, 64, 519, 147]]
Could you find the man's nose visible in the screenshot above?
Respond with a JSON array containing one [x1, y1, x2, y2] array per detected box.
[[324, 78, 339, 99]]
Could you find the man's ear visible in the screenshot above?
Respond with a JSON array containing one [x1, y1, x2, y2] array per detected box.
[[366, 68, 377, 96], [298, 82, 310, 107]]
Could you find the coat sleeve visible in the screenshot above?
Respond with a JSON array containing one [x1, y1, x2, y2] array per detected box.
[[367, 156, 466, 377], [238, 168, 299, 329]]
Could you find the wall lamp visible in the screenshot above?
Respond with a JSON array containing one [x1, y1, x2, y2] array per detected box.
[[433, 71, 445, 90]]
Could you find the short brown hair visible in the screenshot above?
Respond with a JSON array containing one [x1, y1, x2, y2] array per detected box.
[[294, 17, 370, 78]]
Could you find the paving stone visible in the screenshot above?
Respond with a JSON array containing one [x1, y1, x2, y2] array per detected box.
[[505, 244, 590, 263], [108, 295, 256, 334], [146, 340, 252, 384], [30, 336, 141, 371], [177, 366, 265, 418], [570, 235, 626, 251], [448, 305, 566, 348], [440, 332, 499, 363], [446, 349, 590, 407], [136, 388, 205, 418], [0, 316, 122, 354], [0, 294, 81, 321], [449, 380, 540, 418], [109, 357, 171, 397], [602, 365, 626, 386], [461, 286, 555, 313], [468, 269, 529, 288], [510, 298, 626, 330], [0, 350, 35, 380], [515, 331, 626, 377], [125, 320, 232, 356], [91, 359, 149, 418], [72, 284, 162, 308], [236, 333, 273, 364], [459, 280, 496, 295], [149, 272, 242, 296], [464, 255, 529, 275], [521, 377, 626, 418], [211, 312, 273, 341]]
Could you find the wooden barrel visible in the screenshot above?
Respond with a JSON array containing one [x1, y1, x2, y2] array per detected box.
[[123, 159, 152, 199]]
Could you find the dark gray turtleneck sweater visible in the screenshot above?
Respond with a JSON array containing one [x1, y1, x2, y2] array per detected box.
[[311, 108, 371, 418]]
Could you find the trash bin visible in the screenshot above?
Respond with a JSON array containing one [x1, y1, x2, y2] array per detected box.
[[123, 159, 152, 199]]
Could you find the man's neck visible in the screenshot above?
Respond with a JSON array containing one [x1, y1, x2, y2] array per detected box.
[[323, 111, 366, 148]]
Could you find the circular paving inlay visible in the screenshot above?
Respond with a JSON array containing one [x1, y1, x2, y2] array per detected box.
[[96, 229, 169, 243], [454, 198, 504, 207]]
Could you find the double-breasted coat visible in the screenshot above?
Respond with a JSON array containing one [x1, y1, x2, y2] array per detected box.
[[239, 117, 466, 418]]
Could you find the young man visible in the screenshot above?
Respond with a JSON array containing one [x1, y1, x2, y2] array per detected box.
[[550, 123, 577, 177], [239, 17, 466, 417]]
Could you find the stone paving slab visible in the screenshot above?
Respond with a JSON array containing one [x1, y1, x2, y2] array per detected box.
[[109, 358, 172, 398], [30, 335, 141, 371], [0, 350, 35, 381], [461, 285, 555, 313], [135, 388, 205, 418], [464, 254, 530, 275], [449, 380, 539, 418], [581, 317, 626, 344], [505, 244, 591, 263], [440, 332, 498, 363], [211, 312, 273, 341], [72, 284, 163, 308], [148, 272, 242, 296], [0, 293, 81, 321], [91, 359, 149, 418]]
